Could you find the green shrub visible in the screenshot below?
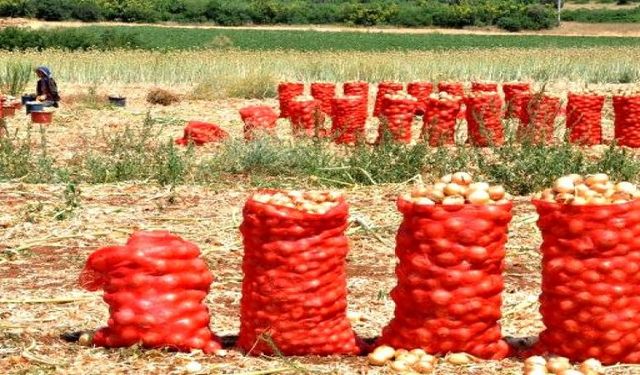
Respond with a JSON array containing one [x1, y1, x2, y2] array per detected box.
[[34, 0, 72, 21], [71, 0, 103, 22]]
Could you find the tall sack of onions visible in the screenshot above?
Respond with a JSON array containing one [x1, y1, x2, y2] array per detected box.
[[533, 174, 640, 364], [613, 92, 640, 147], [566, 92, 605, 146], [378, 173, 512, 360], [374, 81, 403, 117], [237, 190, 362, 356], [464, 92, 504, 147], [278, 82, 305, 119], [422, 93, 462, 146]]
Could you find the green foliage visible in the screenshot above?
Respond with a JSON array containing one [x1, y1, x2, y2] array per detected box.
[[0, 0, 561, 31], [563, 5, 640, 23], [1, 25, 640, 52], [0, 61, 31, 96]]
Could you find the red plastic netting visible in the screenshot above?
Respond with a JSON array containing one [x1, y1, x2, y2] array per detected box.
[[278, 82, 305, 119], [438, 82, 466, 120], [566, 92, 605, 145], [378, 198, 513, 359], [502, 82, 531, 119], [613, 94, 640, 147], [516, 93, 562, 144], [374, 81, 403, 117], [239, 106, 279, 140], [422, 96, 462, 146], [533, 199, 640, 364], [378, 95, 417, 144], [407, 82, 434, 116], [311, 82, 336, 115], [343, 81, 369, 115], [237, 191, 362, 356], [79, 231, 221, 353], [471, 82, 499, 93], [331, 96, 368, 145], [290, 97, 326, 137], [175, 121, 229, 146], [465, 93, 504, 147]]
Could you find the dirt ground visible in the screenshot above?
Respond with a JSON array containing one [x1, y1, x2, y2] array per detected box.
[[2, 84, 640, 374]]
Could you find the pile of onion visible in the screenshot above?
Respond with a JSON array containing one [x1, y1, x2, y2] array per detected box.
[[251, 190, 342, 214], [368, 346, 475, 373], [524, 356, 604, 375], [535, 174, 639, 205], [402, 172, 509, 205]]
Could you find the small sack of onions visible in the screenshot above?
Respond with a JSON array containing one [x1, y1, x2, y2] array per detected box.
[[533, 174, 640, 365], [378, 172, 512, 360]]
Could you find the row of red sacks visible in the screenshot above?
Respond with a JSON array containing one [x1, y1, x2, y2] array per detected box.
[[81, 194, 640, 365]]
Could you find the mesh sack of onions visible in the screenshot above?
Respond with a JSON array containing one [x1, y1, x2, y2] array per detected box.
[[566, 91, 605, 146], [175, 121, 229, 146], [438, 82, 466, 119], [311, 82, 336, 116], [471, 81, 498, 93], [79, 231, 221, 353], [278, 82, 305, 119], [464, 92, 504, 147], [516, 93, 562, 144], [374, 81, 403, 117], [532, 174, 640, 364], [502, 82, 531, 119], [378, 173, 512, 360], [239, 106, 279, 140], [237, 190, 362, 356], [343, 81, 369, 115], [407, 82, 434, 116], [290, 96, 326, 137], [378, 93, 417, 144], [422, 93, 462, 146], [331, 95, 368, 145], [613, 91, 640, 148]]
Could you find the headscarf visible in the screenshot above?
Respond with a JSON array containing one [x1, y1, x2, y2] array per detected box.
[[36, 66, 52, 78]]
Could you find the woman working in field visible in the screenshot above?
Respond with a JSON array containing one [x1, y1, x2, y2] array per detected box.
[[35, 66, 60, 107]]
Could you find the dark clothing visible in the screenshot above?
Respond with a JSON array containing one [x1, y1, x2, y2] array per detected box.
[[37, 77, 60, 105], [35, 66, 59, 107]]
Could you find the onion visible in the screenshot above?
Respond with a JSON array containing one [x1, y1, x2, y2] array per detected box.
[[440, 174, 453, 183], [616, 181, 637, 195], [412, 187, 429, 198], [415, 197, 436, 206], [567, 173, 584, 184], [553, 176, 575, 194], [469, 182, 490, 191], [396, 353, 420, 365], [433, 182, 447, 192], [368, 345, 395, 366], [390, 360, 410, 372], [579, 358, 604, 375], [524, 356, 547, 367], [585, 173, 609, 186], [409, 348, 427, 358], [452, 172, 473, 185], [487, 185, 505, 200], [557, 370, 584, 375], [426, 189, 445, 202], [467, 189, 491, 205], [78, 332, 93, 347], [444, 183, 464, 196], [571, 196, 588, 206], [546, 357, 571, 373], [589, 196, 609, 205], [555, 193, 574, 204], [446, 352, 473, 365], [414, 359, 435, 374], [442, 195, 465, 205], [394, 349, 409, 358]]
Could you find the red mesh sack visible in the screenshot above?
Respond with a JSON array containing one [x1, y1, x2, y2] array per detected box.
[[438, 82, 466, 119], [175, 121, 229, 146], [239, 106, 279, 140], [532, 199, 640, 364], [613, 94, 640, 147], [310, 82, 336, 115], [378, 198, 513, 359], [516, 94, 562, 144], [378, 95, 417, 144], [465, 93, 504, 147], [278, 82, 305, 119], [331, 96, 367, 145], [471, 82, 498, 93], [407, 82, 434, 116], [374, 81, 403, 117], [343, 81, 369, 114], [290, 97, 326, 137], [503, 82, 531, 119], [237, 191, 362, 356], [566, 93, 605, 145], [422, 96, 462, 146], [79, 231, 221, 353]]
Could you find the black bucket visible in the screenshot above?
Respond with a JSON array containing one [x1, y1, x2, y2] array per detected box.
[[22, 94, 36, 105], [108, 96, 126, 107]]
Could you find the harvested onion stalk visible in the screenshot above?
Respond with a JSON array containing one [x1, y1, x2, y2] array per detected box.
[[402, 172, 510, 205], [535, 173, 639, 205], [251, 190, 341, 214]]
